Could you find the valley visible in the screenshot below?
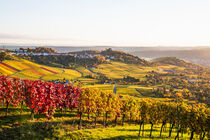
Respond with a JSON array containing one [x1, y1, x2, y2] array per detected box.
[[0, 47, 209, 139]]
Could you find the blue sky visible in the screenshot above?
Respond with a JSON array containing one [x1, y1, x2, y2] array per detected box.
[[0, 0, 210, 46]]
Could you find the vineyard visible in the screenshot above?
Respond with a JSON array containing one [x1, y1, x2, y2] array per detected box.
[[1, 0, 210, 138], [0, 59, 81, 81], [0, 76, 209, 139]]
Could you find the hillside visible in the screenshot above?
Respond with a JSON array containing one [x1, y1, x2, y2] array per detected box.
[[70, 48, 152, 66], [0, 56, 182, 98], [152, 56, 203, 68], [0, 57, 163, 97], [132, 47, 210, 67], [0, 51, 209, 104], [90, 61, 157, 80], [13, 48, 153, 71], [18, 47, 57, 53], [0, 58, 81, 81], [0, 50, 209, 140]]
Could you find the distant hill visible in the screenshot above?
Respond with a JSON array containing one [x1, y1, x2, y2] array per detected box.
[[71, 50, 101, 55], [101, 48, 152, 66], [72, 48, 152, 66], [132, 47, 210, 67], [3, 46, 209, 67], [19, 47, 57, 53], [152, 57, 202, 68], [23, 48, 153, 68]]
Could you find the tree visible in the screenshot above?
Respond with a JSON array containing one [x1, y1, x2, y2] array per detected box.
[[0, 76, 23, 116], [0, 52, 7, 62], [174, 92, 184, 140], [121, 96, 137, 126], [148, 101, 161, 137], [138, 99, 149, 137]]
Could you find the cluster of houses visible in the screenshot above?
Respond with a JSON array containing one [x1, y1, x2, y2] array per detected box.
[[71, 53, 101, 59], [71, 53, 115, 61], [11, 52, 69, 56], [11, 49, 116, 61]]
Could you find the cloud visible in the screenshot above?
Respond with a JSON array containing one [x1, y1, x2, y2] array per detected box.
[[0, 33, 59, 41], [0, 33, 30, 39], [0, 33, 119, 46]]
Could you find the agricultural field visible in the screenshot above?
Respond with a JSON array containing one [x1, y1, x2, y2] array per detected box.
[[82, 84, 160, 97], [91, 61, 181, 80], [0, 58, 186, 84], [0, 55, 209, 140], [0, 58, 82, 81], [0, 58, 169, 98], [1, 0, 210, 138], [0, 58, 208, 99], [0, 58, 177, 98]]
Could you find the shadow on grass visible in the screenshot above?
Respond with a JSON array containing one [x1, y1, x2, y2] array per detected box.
[[54, 112, 76, 118], [0, 121, 60, 140], [116, 128, 159, 132], [102, 135, 165, 140], [0, 113, 76, 128], [0, 113, 53, 127], [0, 108, 31, 114], [0, 114, 30, 127], [0, 107, 77, 126], [0, 118, 104, 140]]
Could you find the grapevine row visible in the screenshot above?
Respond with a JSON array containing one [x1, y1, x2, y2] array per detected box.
[[0, 76, 209, 139]]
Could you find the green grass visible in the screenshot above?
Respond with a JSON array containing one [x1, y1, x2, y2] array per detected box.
[[63, 124, 201, 140], [0, 105, 207, 140], [1, 122, 206, 140], [0, 108, 206, 140]]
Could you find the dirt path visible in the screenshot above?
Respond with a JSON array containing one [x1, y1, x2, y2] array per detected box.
[[86, 67, 99, 75], [135, 88, 144, 97]]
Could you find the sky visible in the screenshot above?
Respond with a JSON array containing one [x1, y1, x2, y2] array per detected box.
[[0, 0, 210, 46]]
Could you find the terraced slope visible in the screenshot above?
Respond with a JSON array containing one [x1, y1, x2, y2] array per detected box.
[[0, 58, 186, 86], [0, 59, 82, 81], [90, 61, 175, 80]]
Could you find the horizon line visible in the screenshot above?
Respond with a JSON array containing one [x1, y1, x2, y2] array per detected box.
[[0, 43, 210, 48]]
